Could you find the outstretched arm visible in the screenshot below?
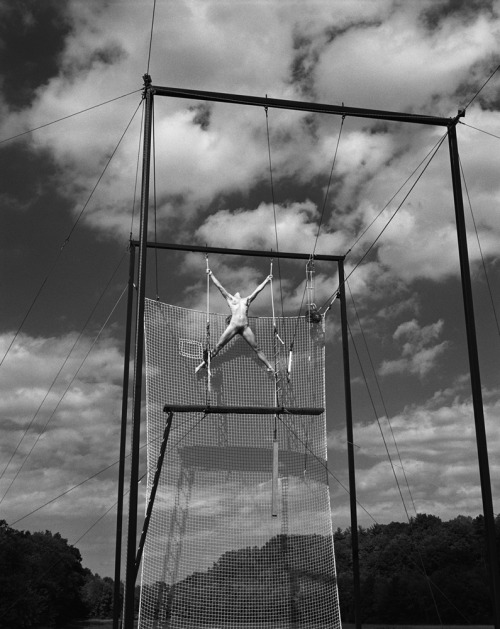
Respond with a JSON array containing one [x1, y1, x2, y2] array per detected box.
[[207, 269, 233, 300], [247, 275, 272, 303]]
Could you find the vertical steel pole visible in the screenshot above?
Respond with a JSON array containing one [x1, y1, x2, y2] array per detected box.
[[113, 245, 136, 629], [123, 75, 154, 629], [448, 123, 500, 628], [338, 260, 362, 629]]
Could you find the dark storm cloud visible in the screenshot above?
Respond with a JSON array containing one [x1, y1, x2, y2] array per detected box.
[[289, 31, 319, 99], [0, 141, 55, 207], [190, 103, 212, 130], [0, 0, 71, 109], [62, 42, 127, 77], [420, 0, 496, 30]]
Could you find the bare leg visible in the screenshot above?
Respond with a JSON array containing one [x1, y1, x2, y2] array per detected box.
[[212, 324, 239, 358], [195, 324, 239, 373], [241, 327, 275, 372]]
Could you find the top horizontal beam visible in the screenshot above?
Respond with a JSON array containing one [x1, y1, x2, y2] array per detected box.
[[130, 240, 344, 262], [163, 404, 324, 416], [151, 84, 461, 127]]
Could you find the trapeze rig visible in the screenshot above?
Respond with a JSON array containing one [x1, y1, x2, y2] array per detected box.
[[118, 75, 500, 629]]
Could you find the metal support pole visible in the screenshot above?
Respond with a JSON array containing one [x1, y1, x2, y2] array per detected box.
[[123, 75, 154, 629], [448, 123, 500, 628], [113, 246, 136, 629], [338, 261, 361, 629]]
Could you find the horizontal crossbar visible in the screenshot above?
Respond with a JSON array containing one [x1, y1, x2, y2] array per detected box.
[[131, 240, 344, 261], [163, 404, 324, 415], [152, 84, 459, 127]]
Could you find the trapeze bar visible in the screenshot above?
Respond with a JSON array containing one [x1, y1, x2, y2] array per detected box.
[[163, 404, 324, 415], [131, 240, 344, 262], [151, 84, 461, 127]]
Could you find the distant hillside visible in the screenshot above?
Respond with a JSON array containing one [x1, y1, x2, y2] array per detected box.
[[142, 513, 498, 625], [141, 533, 338, 624], [2, 513, 497, 626]]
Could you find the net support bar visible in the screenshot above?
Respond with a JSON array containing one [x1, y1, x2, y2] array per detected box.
[[134, 410, 174, 578], [163, 404, 324, 415]]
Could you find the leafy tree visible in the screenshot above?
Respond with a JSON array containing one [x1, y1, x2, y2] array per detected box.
[[335, 513, 495, 624], [80, 571, 116, 619], [0, 520, 87, 628]]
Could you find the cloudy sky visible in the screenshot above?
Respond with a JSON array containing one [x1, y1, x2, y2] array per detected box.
[[1, 0, 500, 580]]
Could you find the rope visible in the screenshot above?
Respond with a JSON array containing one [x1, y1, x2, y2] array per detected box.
[[269, 259, 284, 346], [265, 105, 285, 319], [269, 259, 280, 429], [459, 157, 500, 337], [459, 120, 500, 141], [152, 98, 160, 300], [344, 131, 448, 260], [0, 100, 143, 371], [0, 90, 142, 145], [347, 281, 418, 516], [275, 413, 377, 523], [463, 62, 500, 110], [306, 258, 315, 308], [0, 255, 129, 501], [205, 254, 211, 397], [129, 101, 145, 240], [320, 130, 448, 312], [206, 256, 210, 324], [270, 259, 280, 516], [288, 117, 345, 356], [312, 115, 345, 257], [346, 297, 468, 620], [346, 318, 446, 621], [11, 407, 208, 528], [270, 259, 276, 329], [146, 0, 157, 75], [265, 106, 287, 416]]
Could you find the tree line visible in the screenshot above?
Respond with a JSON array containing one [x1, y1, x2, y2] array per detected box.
[[0, 513, 498, 626], [334, 512, 498, 624], [142, 513, 498, 625], [0, 519, 134, 628]]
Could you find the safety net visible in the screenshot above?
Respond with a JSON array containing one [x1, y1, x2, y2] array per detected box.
[[140, 298, 341, 628]]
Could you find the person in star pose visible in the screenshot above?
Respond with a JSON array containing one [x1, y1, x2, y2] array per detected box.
[[196, 269, 274, 373]]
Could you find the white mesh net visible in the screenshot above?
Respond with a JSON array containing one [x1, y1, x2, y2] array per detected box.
[[140, 299, 341, 628]]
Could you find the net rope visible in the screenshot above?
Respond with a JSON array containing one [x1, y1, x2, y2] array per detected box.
[[140, 298, 341, 628]]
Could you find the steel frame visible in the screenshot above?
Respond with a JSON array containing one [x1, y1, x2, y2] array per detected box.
[[119, 75, 500, 629]]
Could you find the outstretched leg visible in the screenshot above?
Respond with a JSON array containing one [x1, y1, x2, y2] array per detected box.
[[241, 326, 274, 372], [212, 324, 239, 358], [195, 324, 239, 373]]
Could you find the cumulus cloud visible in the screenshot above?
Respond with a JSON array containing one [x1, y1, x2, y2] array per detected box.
[[3, 0, 500, 577], [378, 318, 448, 377], [195, 200, 348, 254], [375, 293, 421, 320], [0, 332, 126, 531], [329, 385, 500, 525], [315, 6, 500, 113], [1, 0, 499, 293]]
